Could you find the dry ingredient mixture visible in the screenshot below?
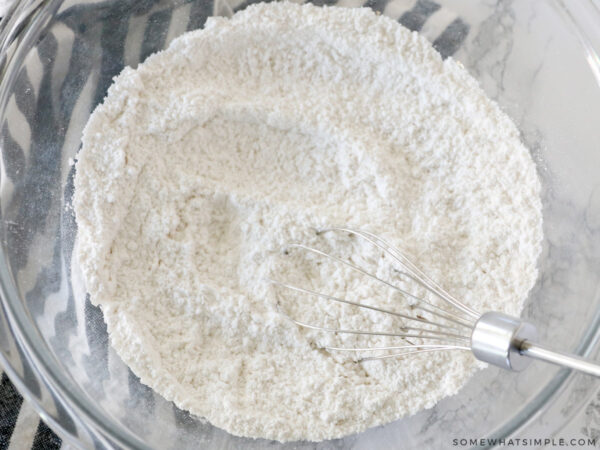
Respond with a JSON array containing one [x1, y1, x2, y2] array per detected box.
[[74, 2, 543, 442]]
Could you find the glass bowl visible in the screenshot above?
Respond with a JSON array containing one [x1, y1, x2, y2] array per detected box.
[[0, 0, 599, 448]]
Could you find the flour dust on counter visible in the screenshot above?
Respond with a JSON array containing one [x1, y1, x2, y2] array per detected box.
[[73, 2, 543, 442]]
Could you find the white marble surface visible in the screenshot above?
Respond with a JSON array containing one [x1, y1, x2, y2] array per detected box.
[[454, 1, 600, 447], [559, 389, 600, 446]]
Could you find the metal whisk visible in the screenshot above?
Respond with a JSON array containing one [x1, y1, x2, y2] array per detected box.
[[270, 227, 600, 377]]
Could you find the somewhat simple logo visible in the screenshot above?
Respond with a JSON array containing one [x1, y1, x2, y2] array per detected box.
[[452, 437, 597, 447]]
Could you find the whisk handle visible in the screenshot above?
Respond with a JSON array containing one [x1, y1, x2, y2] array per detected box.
[[471, 312, 600, 377], [519, 341, 600, 378]]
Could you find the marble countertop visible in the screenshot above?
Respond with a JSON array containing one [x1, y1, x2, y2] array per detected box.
[[561, 390, 600, 445]]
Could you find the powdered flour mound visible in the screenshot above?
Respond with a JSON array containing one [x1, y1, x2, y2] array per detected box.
[[74, 2, 543, 442]]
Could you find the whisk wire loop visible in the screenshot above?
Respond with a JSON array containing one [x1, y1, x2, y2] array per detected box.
[[283, 314, 471, 344], [268, 278, 468, 333], [317, 227, 480, 319], [270, 227, 600, 377], [284, 243, 473, 329], [270, 228, 479, 358]]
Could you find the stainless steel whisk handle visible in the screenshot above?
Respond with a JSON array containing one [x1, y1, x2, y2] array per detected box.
[[471, 312, 600, 377]]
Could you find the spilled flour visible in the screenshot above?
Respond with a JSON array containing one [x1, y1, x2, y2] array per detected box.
[[74, 2, 543, 442]]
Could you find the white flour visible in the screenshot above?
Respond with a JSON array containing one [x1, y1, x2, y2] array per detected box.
[[74, 2, 543, 442]]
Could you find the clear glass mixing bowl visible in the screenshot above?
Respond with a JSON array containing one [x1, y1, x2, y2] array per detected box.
[[0, 0, 599, 448]]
